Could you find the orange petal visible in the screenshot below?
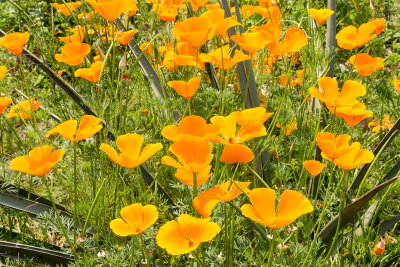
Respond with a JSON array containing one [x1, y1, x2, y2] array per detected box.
[[220, 144, 254, 164], [275, 190, 313, 228], [303, 160, 326, 176]]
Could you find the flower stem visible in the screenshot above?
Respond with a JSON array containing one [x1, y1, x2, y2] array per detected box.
[[193, 250, 205, 267], [73, 141, 77, 243], [139, 234, 150, 267]]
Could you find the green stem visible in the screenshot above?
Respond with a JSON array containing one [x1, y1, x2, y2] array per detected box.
[[192, 250, 205, 267], [81, 176, 107, 236], [139, 234, 150, 266], [42, 176, 74, 251], [193, 172, 198, 199], [73, 141, 77, 243]]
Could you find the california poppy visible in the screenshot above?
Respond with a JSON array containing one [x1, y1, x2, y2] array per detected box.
[[316, 132, 355, 160], [193, 179, 251, 217], [333, 142, 374, 170], [200, 9, 242, 38], [0, 97, 12, 115], [84, 0, 138, 21], [335, 103, 373, 127], [161, 115, 220, 142], [241, 188, 313, 229], [74, 61, 103, 83], [100, 133, 162, 169], [316, 132, 374, 170], [161, 136, 213, 187], [115, 30, 138, 45], [199, 45, 250, 71], [336, 20, 383, 50], [348, 53, 384, 77], [231, 31, 271, 55], [174, 42, 205, 70], [373, 237, 385, 255], [368, 114, 394, 132], [0, 32, 29, 55], [152, 0, 179, 22], [220, 144, 254, 164], [188, 0, 209, 12], [59, 26, 87, 43], [307, 8, 334, 24], [303, 160, 326, 176], [55, 42, 91, 66], [156, 214, 221, 255], [0, 66, 7, 81], [167, 76, 201, 100], [51, 2, 82, 16], [172, 17, 216, 49], [308, 77, 366, 113], [9, 145, 65, 176], [392, 78, 400, 94], [110, 203, 158, 236], [256, 6, 282, 25], [7, 99, 41, 119], [267, 27, 308, 56], [46, 115, 103, 142]]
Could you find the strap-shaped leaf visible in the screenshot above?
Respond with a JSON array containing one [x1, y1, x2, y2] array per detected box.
[[378, 214, 400, 236], [0, 241, 74, 266], [317, 176, 398, 247], [348, 118, 400, 192]]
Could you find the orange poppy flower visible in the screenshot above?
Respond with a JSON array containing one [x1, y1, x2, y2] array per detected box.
[[316, 132, 355, 160], [220, 144, 254, 164], [200, 9, 242, 38], [152, 0, 179, 22], [231, 31, 271, 55], [58, 26, 87, 43], [335, 103, 373, 127], [174, 42, 205, 70], [266, 27, 308, 55], [368, 114, 395, 132], [55, 42, 91, 66], [308, 77, 366, 113], [211, 110, 270, 145], [0, 32, 29, 55], [0, 97, 12, 115], [51, 1, 82, 16], [100, 133, 162, 169], [7, 99, 41, 119], [84, 0, 138, 21], [139, 42, 153, 55], [161, 137, 213, 187], [193, 179, 251, 218], [333, 142, 374, 170], [241, 188, 313, 229], [0, 66, 7, 81], [156, 214, 221, 255], [74, 61, 103, 83], [336, 20, 382, 50], [256, 6, 282, 24], [307, 8, 334, 24], [348, 53, 384, 77], [303, 160, 326, 176], [258, 0, 277, 7], [276, 120, 297, 136], [46, 115, 103, 142], [172, 16, 216, 49], [115, 30, 138, 45], [199, 45, 250, 71], [161, 115, 220, 142], [167, 76, 201, 100], [110, 203, 158, 236], [373, 237, 385, 255], [188, 0, 209, 11], [369, 18, 385, 35], [393, 78, 400, 94], [9, 145, 65, 176]]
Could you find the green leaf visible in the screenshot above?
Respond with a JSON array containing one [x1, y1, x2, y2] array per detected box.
[[0, 241, 74, 266], [317, 176, 398, 248]]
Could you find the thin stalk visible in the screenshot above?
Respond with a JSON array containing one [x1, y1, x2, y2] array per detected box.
[[42, 176, 74, 251], [224, 202, 229, 267], [192, 250, 205, 267], [193, 172, 198, 199], [81, 176, 107, 236], [73, 141, 77, 243], [139, 234, 150, 267]]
